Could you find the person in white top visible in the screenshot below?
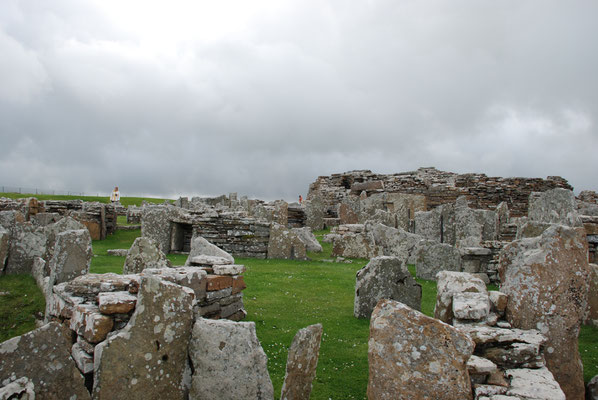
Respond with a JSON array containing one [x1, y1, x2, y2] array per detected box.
[[110, 186, 120, 203]]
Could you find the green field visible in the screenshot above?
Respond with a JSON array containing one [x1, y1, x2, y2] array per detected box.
[[1, 217, 597, 397], [1, 192, 171, 207]]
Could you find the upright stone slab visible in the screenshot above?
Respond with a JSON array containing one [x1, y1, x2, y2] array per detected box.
[[93, 276, 195, 400], [123, 236, 171, 274], [499, 225, 590, 400], [528, 188, 580, 225], [368, 223, 422, 264], [268, 223, 307, 260], [189, 318, 274, 400], [42, 216, 86, 261], [585, 263, 598, 325], [48, 229, 93, 285], [415, 241, 462, 280], [280, 324, 323, 400], [0, 227, 9, 273], [367, 299, 474, 400], [141, 205, 174, 253], [5, 223, 46, 274], [292, 227, 323, 253], [185, 235, 235, 266], [354, 256, 422, 318], [0, 322, 90, 399], [305, 197, 326, 231]]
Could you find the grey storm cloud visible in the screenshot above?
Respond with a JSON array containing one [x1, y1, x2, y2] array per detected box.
[[1, 0, 597, 201]]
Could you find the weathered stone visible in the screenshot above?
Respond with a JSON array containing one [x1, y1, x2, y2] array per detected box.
[[504, 368, 565, 400], [292, 227, 323, 253], [189, 318, 274, 400], [499, 225, 590, 400], [489, 291, 508, 315], [415, 241, 462, 280], [232, 276, 247, 294], [0, 322, 90, 399], [280, 324, 323, 400], [212, 264, 246, 275], [331, 231, 378, 259], [188, 254, 232, 266], [206, 275, 233, 291], [434, 271, 487, 324], [0, 227, 9, 274], [98, 291, 137, 314], [185, 235, 235, 265], [142, 267, 208, 301], [70, 304, 114, 343], [42, 216, 86, 261], [64, 273, 139, 297], [72, 342, 94, 374], [5, 223, 46, 274], [368, 223, 423, 264], [528, 188, 580, 226], [453, 292, 490, 321], [123, 236, 171, 274], [268, 223, 307, 260], [367, 299, 474, 399], [106, 248, 128, 256], [586, 263, 598, 325], [354, 256, 422, 318], [467, 355, 498, 376], [141, 205, 175, 253], [338, 202, 359, 225], [48, 228, 92, 285], [516, 221, 552, 239], [93, 276, 195, 399], [0, 376, 35, 399], [305, 197, 326, 231]]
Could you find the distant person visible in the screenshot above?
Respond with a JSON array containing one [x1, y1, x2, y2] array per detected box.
[[299, 195, 303, 204], [110, 186, 120, 203]]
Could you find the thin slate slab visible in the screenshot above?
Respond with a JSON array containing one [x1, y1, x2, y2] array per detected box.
[[280, 324, 323, 400]]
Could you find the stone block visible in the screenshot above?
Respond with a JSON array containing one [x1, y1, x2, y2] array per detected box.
[[98, 291, 137, 314], [212, 264, 246, 275], [280, 324, 323, 400], [206, 275, 233, 291], [123, 236, 171, 274], [434, 271, 487, 324], [452, 292, 490, 321], [70, 304, 114, 343]]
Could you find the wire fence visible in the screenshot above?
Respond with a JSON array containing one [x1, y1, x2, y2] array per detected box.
[[0, 185, 97, 197]]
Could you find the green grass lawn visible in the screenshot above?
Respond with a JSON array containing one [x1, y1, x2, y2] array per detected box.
[[1, 224, 598, 397], [1, 192, 172, 207]]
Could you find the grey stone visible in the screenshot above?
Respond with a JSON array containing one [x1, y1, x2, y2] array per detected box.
[[189, 318, 274, 400], [213, 264, 246, 275], [0, 227, 9, 274], [528, 188, 581, 226], [106, 249, 128, 256], [280, 324, 323, 400], [70, 304, 114, 343], [48, 229, 92, 285], [72, 342, 94, 374], [452, 292, 490, 321], [504, 367, 565, 400], [414, 241, 462, 280], [185, 235, 235, 265], [354, 256, 422, 318], [368, 223, 423, 264], [42, 216, 86, 261], [97, 291, 137, 314], [141, 205, 183, 253], [188, 254, 232, 266], [5, 223, 46, 275], [499, 225, 590, 400], [93, 276, 195, 400], [305, 197, 326, 231], [434, 271, 487, 324], [367, 299, 474, 400], [0, 377, 35, 399], [331, 231, 378, 259], [292, 227, 323, 253], [586, 263, 598, 325], [268, 223, 307, 260], [0, 322, 90, 399], [123, 236, 171, 274], [516, 221, 552, 239], [142, 266, 207, 302]]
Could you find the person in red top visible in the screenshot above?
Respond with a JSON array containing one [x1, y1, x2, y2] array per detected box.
[[299, 195, 303, 204]]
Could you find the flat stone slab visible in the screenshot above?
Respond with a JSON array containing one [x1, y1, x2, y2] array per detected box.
[[453, 292, 490, 321], [212, 264, 246, 275], [189, 255, 233, 266], [505, 367, 565, 400], [98, 291, 137, 314], [0, 322, 90, 399]]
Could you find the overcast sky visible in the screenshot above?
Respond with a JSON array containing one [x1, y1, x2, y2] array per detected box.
[[1, 1, 597, 201]]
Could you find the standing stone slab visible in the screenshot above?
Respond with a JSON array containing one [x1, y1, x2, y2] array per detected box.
[[305, 197, 326, 231], [123, 236, 171, 274], [528, 188, 580, 226], [367, 299, 474, 400], [141, 205, 174, 254], [48, 229, 93, 285], [586, 263, 598, 325], [499, 225, 590, 400], [280, 324, 323, 400], [268, 223, 307, 260], [185, 235, 235, 266], [292, 227, 323, 253], [0, 322, 90, 399], [415, 241, 462, 280], [189, 318, 274, 400], [93, 276, 195, 400], [354, 256, 422, 318], [5, 223, 46, 275], [0, 227, 9, 273]]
